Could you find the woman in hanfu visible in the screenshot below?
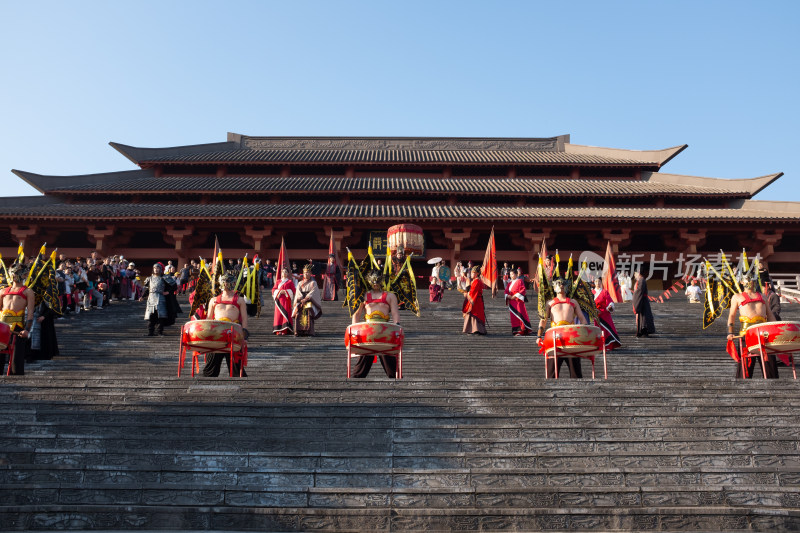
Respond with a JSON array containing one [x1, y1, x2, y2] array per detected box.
[[272, 267, 295, 335], [593, 278, 622, 350], [292, 264, 322, 336], [504, 269, 533, 336], [322, 254, 340, 301]]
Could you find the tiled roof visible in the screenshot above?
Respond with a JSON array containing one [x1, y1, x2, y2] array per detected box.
[[0, 201, 796, 223], [137, 149, 647, 166], [48, 176, 748, 197]]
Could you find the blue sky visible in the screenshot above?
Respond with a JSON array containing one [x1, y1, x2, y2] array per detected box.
[[1, 1, 798, 200]]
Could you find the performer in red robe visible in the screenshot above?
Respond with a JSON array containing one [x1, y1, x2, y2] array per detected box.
[[429, 277, 443, 302], [504, 269, 532, 336], [272, 267, 295, 335], [428, 262, 443, 302], [462, 266, 487, 335], [322, 254, 340, 301], [592, 278, 621, 350]]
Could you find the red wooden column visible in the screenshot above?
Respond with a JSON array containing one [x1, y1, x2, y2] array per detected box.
[[442, 229, 473, 270], [164, 225, 194, 263], [522, 228, 552, 279], [602, 229, 632, 254], [244, 225, 274, 255], [86, 225, 116, 256], [9, 225, 39, 251], [678, 228, 707, 254], [754, 230, 783, 263], [324, 226, 352, 266]]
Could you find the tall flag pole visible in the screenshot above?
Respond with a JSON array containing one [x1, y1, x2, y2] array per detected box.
[[329, 232, 344, 278], [602, 241, 623, 303], [277, 237, 289, 275], [211, 235, 221, 275], [536, 254, 553, 319], [25, 243, 46, 286], [480, 227, 498, 298]]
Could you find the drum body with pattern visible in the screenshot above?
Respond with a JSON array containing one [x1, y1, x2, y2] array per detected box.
[[183, 319, 244, 352], [0, 321, 11, 350], [542, 324, 603, 356], [387, 224, 424, 256], [744, 321, 800, 354], [345, 321, 404, 356]]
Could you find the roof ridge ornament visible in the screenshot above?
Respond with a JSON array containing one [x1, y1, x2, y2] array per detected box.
[[240, 136, 563, 152]]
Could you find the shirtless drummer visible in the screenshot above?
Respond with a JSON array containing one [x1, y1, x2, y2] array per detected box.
[[350, 270, 401, 379], [202, 272, 249, 378], [726, 272, 778, 379], [0, 264, 35, 375], [537, 276, 588, 379]]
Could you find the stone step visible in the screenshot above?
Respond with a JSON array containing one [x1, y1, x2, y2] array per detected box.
[[3, 482, 800, 508], [1, 504, 799, 531], [36, 291, 798, 381], [3, 290, 800, 530], [2, 448, 799, 474]]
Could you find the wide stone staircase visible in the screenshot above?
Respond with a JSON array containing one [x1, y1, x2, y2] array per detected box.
[[1, 287, 799, 531]]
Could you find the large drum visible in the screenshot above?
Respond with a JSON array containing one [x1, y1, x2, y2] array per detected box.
[[542, 324, 603, 356], [387, 224, 424, 256], [744, 321, 800, 354], [0, 321, 11, 351], [345, 321, 404, 357], [182, 320, 244, 353]]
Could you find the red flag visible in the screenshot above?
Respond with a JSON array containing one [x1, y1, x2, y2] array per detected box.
[[277, 237, 289, 275], [328, 233, 343, 268], [211, 235, 221, 275], [480, 227, 498, 297], [540, 238, 548, 265], [540, 238, 555, 278], [602, 241, 623, 303]]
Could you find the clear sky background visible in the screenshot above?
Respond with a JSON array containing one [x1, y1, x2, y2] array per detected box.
[[1, 1, 798, 200]]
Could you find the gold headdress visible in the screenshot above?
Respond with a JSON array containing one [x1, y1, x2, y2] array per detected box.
[[218, 272, 236, 290]]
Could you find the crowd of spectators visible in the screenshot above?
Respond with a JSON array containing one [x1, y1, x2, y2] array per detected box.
[[54, 252, 143, 317]]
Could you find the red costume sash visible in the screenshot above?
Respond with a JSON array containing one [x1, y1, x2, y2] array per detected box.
[[1, 286, 28, 301], [366, 291, 388, 305], [738, 292, 764, 308]]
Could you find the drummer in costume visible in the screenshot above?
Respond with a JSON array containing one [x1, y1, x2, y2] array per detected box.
[[351, 269, 401, 378], [203, 272, 249, 377], [462, 266, 487, 335], [292, 263, 323, 336], [0, 264, 35, 375], [537, 276, 588, 379], [593, 278, 621, 350], [726, 272, 778, 379], [140, 263, 171, 336], [504, 268, 533, 336], [272, 267, 295, 335]]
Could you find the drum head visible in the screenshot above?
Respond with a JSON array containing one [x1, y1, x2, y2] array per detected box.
[[184, 320, 244, 352], [346, 322, 404, 353], [745, 321, 800, 354], [544, 325, 603, 355]]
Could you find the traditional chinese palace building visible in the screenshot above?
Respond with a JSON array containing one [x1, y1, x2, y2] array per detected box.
[[3, 133, 798, 278]]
